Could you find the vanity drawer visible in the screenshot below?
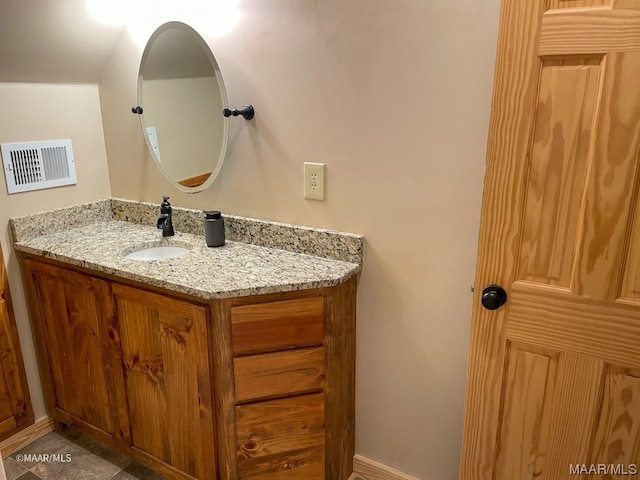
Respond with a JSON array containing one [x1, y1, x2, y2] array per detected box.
[[234, 347, 325, 403], [231, 297, 324, 355], [236, 393, 325, 480]]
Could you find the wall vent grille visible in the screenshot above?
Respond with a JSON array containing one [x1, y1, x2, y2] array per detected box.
[[1, 139, 77, 194]]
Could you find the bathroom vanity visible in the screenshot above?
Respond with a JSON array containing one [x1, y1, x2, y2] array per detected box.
[[11, 199, 362, 480]]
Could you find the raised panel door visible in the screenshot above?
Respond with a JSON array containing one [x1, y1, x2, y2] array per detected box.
[[461, 2, 640, 479]]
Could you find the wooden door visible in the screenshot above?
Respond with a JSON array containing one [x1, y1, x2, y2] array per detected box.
[[0, 244, 32, 439], [460, 1, 640, 479], [23, 261, 127, 441], [112, 284, 216, 480]]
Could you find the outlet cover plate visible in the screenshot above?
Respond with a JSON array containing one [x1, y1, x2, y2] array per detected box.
[[304, 162, 325, 200]]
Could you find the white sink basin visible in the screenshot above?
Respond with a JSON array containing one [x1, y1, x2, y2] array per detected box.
[[124, 245, 191, 261]]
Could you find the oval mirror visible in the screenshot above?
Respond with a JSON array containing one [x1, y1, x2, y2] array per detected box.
[[137, 21, 228, 193]]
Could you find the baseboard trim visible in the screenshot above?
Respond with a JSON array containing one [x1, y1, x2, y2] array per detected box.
[[354, 454, 422, 480], [0, 417, 54, 457]]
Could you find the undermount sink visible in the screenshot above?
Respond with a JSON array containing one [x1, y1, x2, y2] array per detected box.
[[124, 245, 191, 261]]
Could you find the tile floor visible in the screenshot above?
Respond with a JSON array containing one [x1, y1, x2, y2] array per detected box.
[[3, 428, 166, 480]]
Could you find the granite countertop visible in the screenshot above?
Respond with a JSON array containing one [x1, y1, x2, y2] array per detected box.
[[11, 199, 363, 300]]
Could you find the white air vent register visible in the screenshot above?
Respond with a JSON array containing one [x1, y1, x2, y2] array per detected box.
[[1, 139, 77, 194]]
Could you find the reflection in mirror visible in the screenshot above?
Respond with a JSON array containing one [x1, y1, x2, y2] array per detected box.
[[138, 21, 228, 193]]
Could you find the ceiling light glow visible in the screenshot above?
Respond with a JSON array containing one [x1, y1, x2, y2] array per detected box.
[[86, 0, 130, 26], [86, 0, 241, 45]]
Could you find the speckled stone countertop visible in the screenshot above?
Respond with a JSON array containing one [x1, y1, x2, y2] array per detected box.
[[10, 199, 363, 300]]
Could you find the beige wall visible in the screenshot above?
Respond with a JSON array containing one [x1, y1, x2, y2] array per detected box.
[[0, 83, 112, 420], [99, 1, 501, 478]]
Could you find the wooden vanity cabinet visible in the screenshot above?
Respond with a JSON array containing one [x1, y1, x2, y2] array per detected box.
[[215, 283, 357, 480], [0, 244, 33, 440], [230, 297, 327, 479], [20, 254, 356, 480], [23, 259, 215, 479]]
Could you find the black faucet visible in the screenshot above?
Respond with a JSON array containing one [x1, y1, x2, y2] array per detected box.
[[157, 196, 175, 237]]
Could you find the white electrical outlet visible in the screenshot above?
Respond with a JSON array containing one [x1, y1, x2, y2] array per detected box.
[[304, 162, 325, 200]]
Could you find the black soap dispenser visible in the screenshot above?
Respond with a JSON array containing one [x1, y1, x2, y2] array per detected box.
[[204, 211, 225, 247]]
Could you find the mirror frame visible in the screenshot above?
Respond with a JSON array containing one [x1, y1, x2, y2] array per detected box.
[[137, 21, 229, 193]]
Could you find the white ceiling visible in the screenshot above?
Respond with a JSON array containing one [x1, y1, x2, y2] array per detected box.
[[0, 0, 125, 83]]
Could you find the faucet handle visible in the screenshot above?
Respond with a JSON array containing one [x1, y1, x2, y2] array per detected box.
[[161, 196, 171, 212]]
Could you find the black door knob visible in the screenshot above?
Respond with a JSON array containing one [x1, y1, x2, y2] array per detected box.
[[481, 285, 507, 310]]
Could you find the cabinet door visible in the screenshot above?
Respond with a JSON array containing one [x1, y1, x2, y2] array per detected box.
[[112, 284, 216, 480], [23, 260, 126, 440], [0, 245, 33, 439]]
